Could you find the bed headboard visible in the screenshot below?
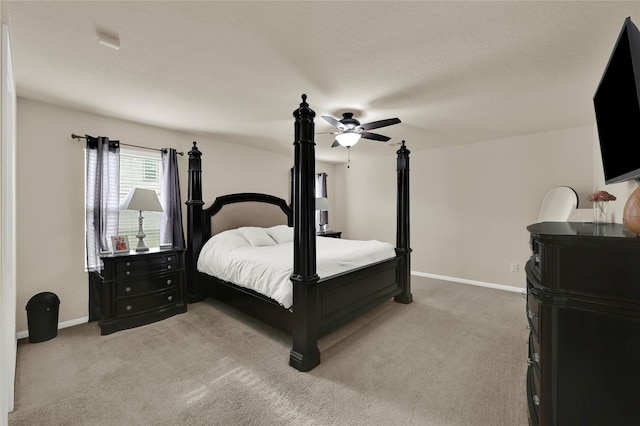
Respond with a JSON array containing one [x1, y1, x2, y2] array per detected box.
[[202, 193, 292, 237]]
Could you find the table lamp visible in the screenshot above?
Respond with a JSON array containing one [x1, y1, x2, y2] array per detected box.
[[315, 197, 331, 233], [119, 188, 163, 251]]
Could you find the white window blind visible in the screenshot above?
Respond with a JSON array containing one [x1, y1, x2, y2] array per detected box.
[[118, 149, 162, 248]]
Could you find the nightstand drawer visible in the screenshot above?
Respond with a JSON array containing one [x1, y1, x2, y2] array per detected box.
[[115, 253, 180, 279], [115, 273, 179, 298], [116, 289, 177, 318]]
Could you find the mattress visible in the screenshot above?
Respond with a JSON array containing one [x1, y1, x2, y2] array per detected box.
[[196, 225, 396, 309]]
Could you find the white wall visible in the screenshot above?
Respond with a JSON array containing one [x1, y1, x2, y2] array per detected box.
[[340, 125, 597, 289], [15, 97, 335, 333]]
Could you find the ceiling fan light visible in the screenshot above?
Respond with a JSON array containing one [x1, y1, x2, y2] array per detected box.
[[335, 132, 361, 147]]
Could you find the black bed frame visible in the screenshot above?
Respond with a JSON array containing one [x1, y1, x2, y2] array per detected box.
[[185, 95, 412, 372]]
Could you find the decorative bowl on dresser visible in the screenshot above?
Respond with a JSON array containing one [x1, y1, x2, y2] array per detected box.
[[90, 247, 187, 335], [525, 222, 640, 426]]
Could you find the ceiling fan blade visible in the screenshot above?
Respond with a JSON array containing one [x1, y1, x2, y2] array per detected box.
[[361, 132, 391, 142], [322, 115, 346, 130], [360, 117, 401, 131], [331, 140, 340, 147]]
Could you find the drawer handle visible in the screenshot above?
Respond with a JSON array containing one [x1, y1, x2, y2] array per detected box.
[[167, 265, 172, 270], [125, 286, 131, 293], [533, 395, 540, 406], [167, 295, 173, 302], [166, 279, 172, 285], [527, 310, 538, 319], [126, 262, 131, 266], [126, 271, 131, 275], [126, 305, 132, 311], [168, 256, 173, 261]]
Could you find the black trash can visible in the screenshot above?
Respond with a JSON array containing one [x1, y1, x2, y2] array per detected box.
[[26, 292, 60, 343]]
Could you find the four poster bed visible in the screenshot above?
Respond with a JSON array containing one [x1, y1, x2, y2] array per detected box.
[[185, 95, 412, 372]]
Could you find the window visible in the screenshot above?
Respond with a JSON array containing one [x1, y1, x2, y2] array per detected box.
[[316, 172, 328, 232], [118, 149, 162, 248]]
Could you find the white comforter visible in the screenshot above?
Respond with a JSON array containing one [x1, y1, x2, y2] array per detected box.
[[196, 225, 396, 309]]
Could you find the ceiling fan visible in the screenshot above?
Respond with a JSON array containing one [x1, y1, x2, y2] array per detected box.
[[321, 113, 401, 148]]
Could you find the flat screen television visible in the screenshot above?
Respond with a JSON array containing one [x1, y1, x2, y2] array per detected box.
[[594, 17, 640, 184]]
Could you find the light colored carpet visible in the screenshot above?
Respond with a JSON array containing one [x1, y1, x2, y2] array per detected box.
[[9, 277, 529, 425]]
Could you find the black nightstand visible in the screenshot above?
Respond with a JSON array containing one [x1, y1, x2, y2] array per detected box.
[[91, 248, 187, 335], [317, 230, 342, 238]]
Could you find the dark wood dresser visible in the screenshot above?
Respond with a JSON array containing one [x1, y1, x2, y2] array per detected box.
[[525, 222, 640, 425], [92, 248, 187, 335]]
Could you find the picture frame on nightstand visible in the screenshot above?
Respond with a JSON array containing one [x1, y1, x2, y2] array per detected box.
[[111, 235, 130, 253]]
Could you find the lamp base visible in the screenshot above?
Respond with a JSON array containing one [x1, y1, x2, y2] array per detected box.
[[134, 236, 149, 252], [135, 210, 149, 251]]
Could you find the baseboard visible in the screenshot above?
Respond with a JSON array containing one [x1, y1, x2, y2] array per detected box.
[[411, 271, 524, 294], [16, 316, 89, 340]]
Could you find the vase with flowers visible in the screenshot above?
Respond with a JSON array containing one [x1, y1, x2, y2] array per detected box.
[[589, 190, 616, 224]]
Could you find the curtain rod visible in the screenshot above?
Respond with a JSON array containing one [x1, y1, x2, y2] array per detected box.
[[71, 133, 184, 156]]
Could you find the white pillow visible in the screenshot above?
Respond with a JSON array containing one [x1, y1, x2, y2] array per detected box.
[[199, 229, 250, 258], [238, 226, 277, 247], [267, 225, 294, 244]]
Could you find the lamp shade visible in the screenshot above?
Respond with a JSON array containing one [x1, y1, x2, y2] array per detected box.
[[119, 188, 163, 212], [315, 197, 330, 211], [335, 131, 361, 147]]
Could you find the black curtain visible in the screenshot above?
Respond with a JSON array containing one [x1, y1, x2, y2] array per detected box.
[[160, 148, 185, 249]]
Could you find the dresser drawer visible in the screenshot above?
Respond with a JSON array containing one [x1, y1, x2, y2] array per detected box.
[[116, 289, 178, 318], [527, 365, 540, 425], [527, 290, 541, 338], [529, 333, 541, 375], [528, 244, 542, 282], [115, 253, 180, 279], [530, 364, 540, 407], [115, 273, 179, 298]]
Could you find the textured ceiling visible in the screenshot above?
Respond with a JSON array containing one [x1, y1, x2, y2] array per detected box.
[[4, 1, 640, 162]]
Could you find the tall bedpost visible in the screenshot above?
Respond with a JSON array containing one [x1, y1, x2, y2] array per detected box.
[[289, 94, 321, 372], [185, 141, 205, 303], [394, 140, 413, 304]]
